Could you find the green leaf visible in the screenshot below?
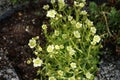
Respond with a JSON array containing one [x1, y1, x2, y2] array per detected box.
[[89, 2, 97, 13], [109, 7, 117, 17]]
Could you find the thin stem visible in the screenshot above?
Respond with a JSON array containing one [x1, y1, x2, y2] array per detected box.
[[102, 11, 112, 37]]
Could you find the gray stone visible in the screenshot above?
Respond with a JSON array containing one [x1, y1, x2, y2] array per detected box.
[[0, 48, 20, 80]]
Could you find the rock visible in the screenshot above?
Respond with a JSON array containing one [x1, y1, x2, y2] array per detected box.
[[97, 51, 120, 80], [0, 48, 20, 80], [0, 0, 28, 21]]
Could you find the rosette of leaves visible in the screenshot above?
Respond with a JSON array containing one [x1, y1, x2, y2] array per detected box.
[[28, 0, 101, 80]]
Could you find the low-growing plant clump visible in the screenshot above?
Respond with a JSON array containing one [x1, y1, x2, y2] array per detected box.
[[88, 1, 120, 53], [28, 0, 101, 80]]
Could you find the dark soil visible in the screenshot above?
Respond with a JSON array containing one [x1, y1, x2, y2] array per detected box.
[[0, 1, 120, 80], [0, 2, 47, 80]]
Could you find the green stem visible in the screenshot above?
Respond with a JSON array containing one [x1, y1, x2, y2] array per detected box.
[[102, 11, 112, 37]]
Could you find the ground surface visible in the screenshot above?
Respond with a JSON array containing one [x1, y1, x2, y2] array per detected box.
[[0, 2, 46, 80], [0, 1, 120, 80]]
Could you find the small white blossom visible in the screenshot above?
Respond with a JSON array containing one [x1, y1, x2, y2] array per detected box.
[[33, 57, 43, 67], [54, 30, 59, 36], [58, 0, 65, 9], [82, 0, 86, 2], [66, 46, 75, 55], [69, 49, 76, 56], [59, 14, 62, 17], [70, 62, 76, 69], [73, 31, 80, 38], [85, 19, 93, 26], [51, 0, 55, 4], [93, 35, 101, 43], [57, 70, 63, 76], [80, 10, 87, 15], [91, 41, 96, 45], [68, 15, 73, 21], [76, 22, 82, 28], [68, 76, 76, 80], [71, 19, 76, 24], [62, 34, 67, 39], [47, 45, 54, 53], [28, 39, 36, 48], [42, 24, 47, 30], [47, 10, 57, 18], [43, 5, 49, 10], [65, 67, 70, 72], [74, 1, 79, 7], [85, 72, 92, 79], [55, 17, 59, 20], [60, 45, 64, 49], [66, 46, 72, 51], [90, 27, 96, 34], [55, 45, 60, 50], [37, 45, 42, 51], [79, 3, 85, 8], [34, 51, 38, 55], [49, 76, 56, 80]]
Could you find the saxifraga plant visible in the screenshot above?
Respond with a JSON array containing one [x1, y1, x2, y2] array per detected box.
[[28, 0, 102, 80]]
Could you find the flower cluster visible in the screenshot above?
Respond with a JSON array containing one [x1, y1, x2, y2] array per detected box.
[[28, 0, 101, 80]]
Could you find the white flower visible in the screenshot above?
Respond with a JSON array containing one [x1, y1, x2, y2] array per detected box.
[[91, 41, 96, 45], [54, 30, 59, 36], [80, 10, 87, 15], [47, 45, 54, 53], [82, 0, 86, 2], [55, 17, 58, 20], [93, 35, 101, 43], [47, 10, 57, 18], [49, 76, 56, 80], [62, 34, 67, 39], [90, 27, 96, 34], [70, 62, 76, 69], [34, 51, 38, 55], [73, 31, 80, 38], [76, 22, 82, 28], [68, 15, 73, 21], [59, 14, 63, 17], [43, 5, 49, 10], [85, 19, 93, 27], [85, 72, 92, 79], [37, 45, 42, 51], [33, 57, 43, 67], [66, 46, 72, 51], [42, 24, 47, 30], [58, 0, 65, 4], [28, 39, 36, 48], [51, 0, 55, 4], [55, 45, 60, 50], [65, 67, 70, 72], [60, 45, 64, 49], [57, 70, 63, 76], [71, 19, 76, 24], [79, 3, 85, 8], [67, 46, 75, 56], [69, 49, 76, 56], [68, 76, 76, 80], [74, 1, 79, 7], [58, 0, 65, 9]]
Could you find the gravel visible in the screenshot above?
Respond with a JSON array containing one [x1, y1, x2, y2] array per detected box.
[[97, 51, 120, 80], [0, 48, 20, 80]]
